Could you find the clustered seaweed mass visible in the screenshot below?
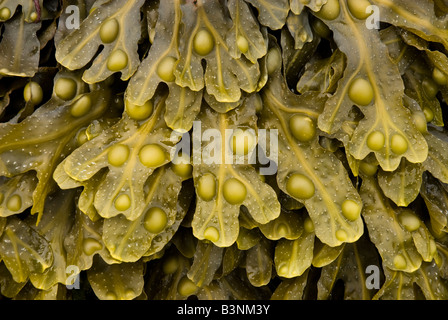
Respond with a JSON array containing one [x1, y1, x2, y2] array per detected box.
[[0, 0, 448, 300]]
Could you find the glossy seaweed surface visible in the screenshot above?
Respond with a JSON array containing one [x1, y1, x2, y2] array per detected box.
[[0, 0, 448, 300]]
